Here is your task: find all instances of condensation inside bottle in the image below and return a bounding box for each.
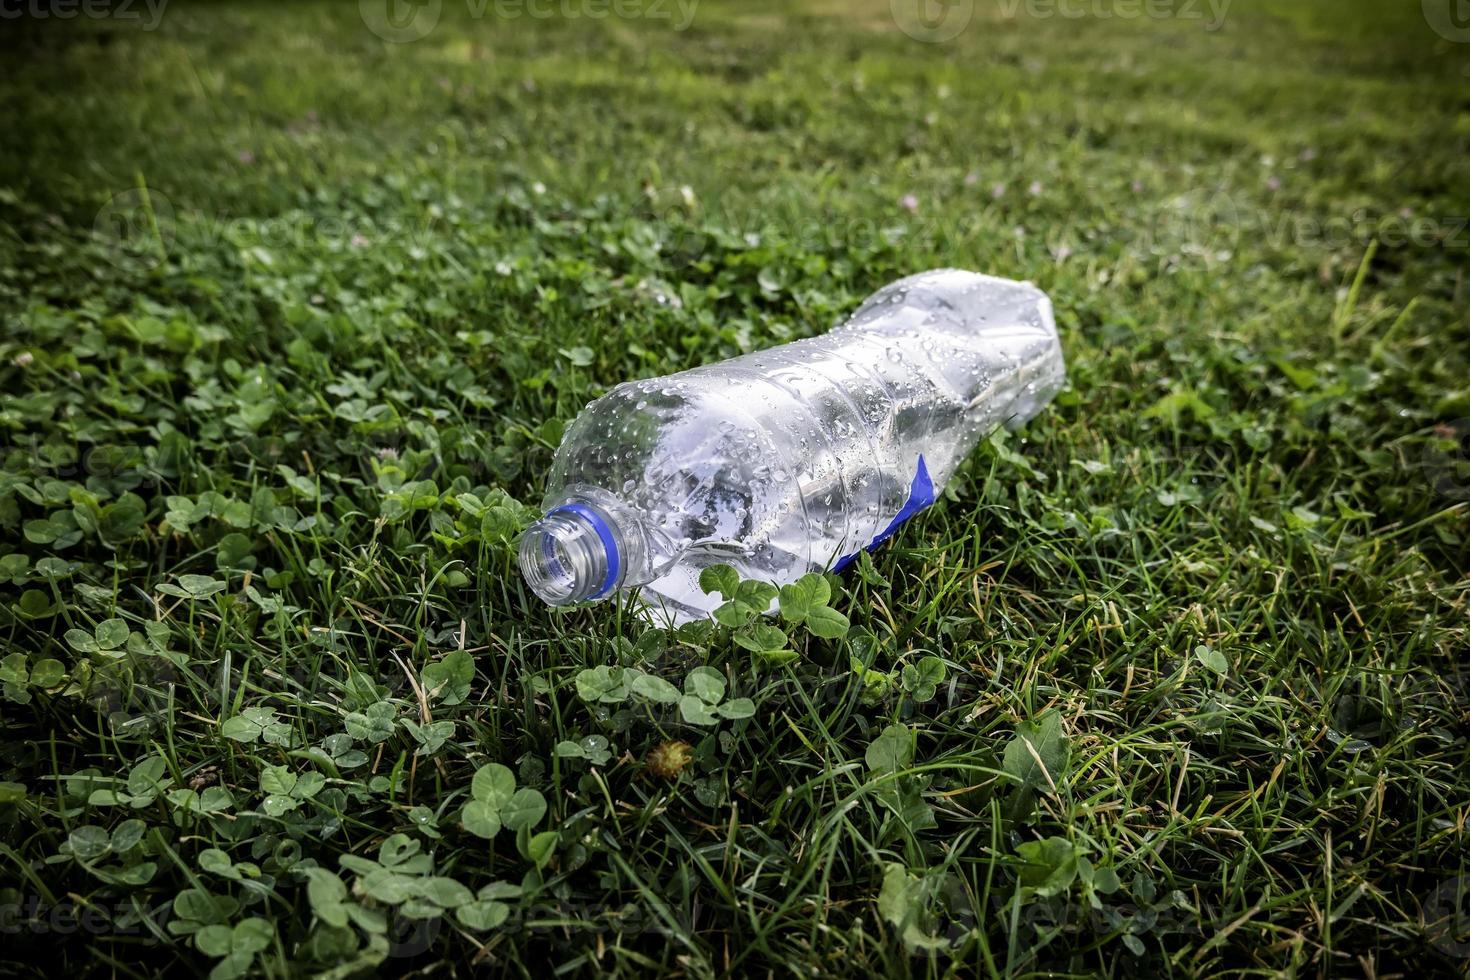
[531,269,1067,623]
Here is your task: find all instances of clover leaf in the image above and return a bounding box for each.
[156,574,227,600]
[700,566,778,627]
[679,694,720,725]
[457,882,521,932]
[900,656,947,703]
[778,573,829,620]
[575,664,634,703]
[717,697,756,719]
[684,666,726,704]
[864,723,914,774]
[64,617,131,658]
[344,701,396,743]
[554,735,613,766]
[258,764,324,816]
[193,917,275,980]
[779,573,850,638]
[421,648,475,705]
[1001,710,1070,794]
[462,763,546,839]
[676,666,754,724]
[0,653,67,703]
[629,672,680,704]
[402,718,456,757]
[302,867,350,928]
[87,756,173,808]
[732,622,793,665]
[698,564,740,600]
[221,705,295,746]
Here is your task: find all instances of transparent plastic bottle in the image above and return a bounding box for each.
[519,269,1066,623]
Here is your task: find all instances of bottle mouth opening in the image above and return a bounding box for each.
[518,503,620,606]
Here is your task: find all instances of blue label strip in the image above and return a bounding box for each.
[834,455,935,571]
[547,502,621,599]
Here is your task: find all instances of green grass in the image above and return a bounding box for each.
[1,0,1469,975]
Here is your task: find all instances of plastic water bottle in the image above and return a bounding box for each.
[519,269,1066,622]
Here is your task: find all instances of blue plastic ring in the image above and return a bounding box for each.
[547,503,620,599]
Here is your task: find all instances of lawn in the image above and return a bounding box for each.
[1,0,1468,975]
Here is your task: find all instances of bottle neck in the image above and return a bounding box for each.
[518,493,653,606]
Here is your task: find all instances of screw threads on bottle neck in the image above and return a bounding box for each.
[518,499,634,606]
